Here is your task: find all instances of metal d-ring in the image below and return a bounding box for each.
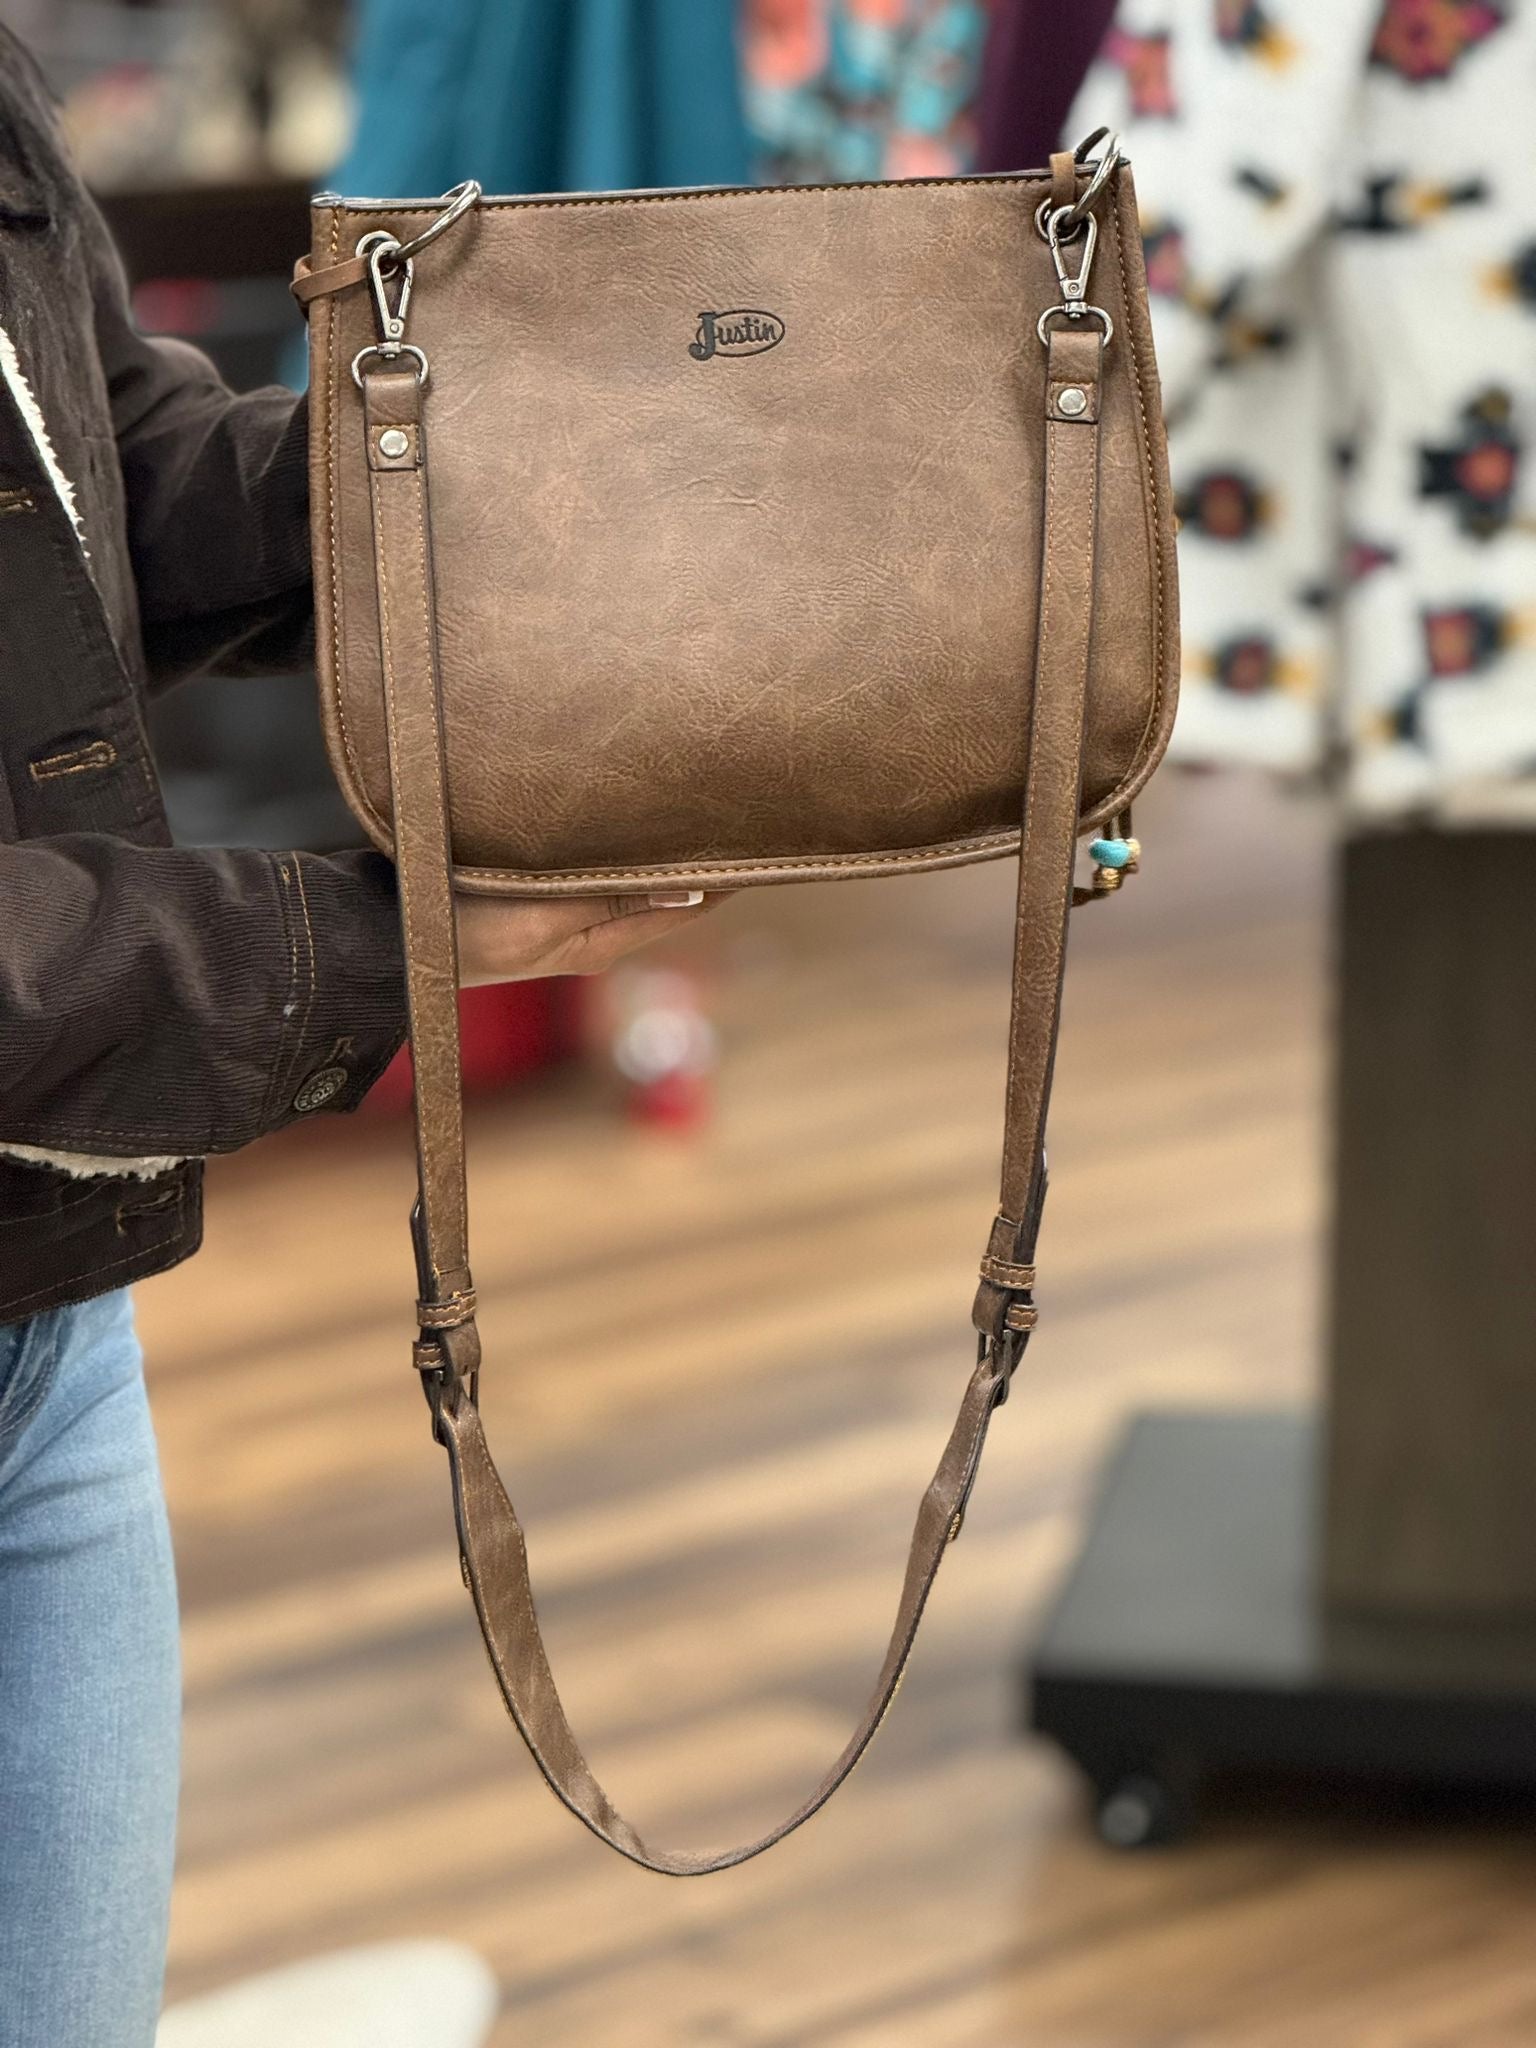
[351,342,430,391]
[1036,131,1125,242]
[1060,132,1123,232]
[1036,303,1115,348]
[391,179,482,264]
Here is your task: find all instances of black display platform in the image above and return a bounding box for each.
[1025,1410,1536,1846]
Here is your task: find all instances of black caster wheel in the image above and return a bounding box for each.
[1094,1771,1192,1849]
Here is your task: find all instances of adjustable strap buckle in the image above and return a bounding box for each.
[415,1321,481,1440]
[410,1198,481,1438]
[978,1325,1028,1409]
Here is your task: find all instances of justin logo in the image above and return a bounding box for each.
[689,309,785,361]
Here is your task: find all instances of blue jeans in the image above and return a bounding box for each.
[0,1289,179,2048]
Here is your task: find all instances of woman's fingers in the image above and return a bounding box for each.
[550,899,712,975]
[454,889,726,986]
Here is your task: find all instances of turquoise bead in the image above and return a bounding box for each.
[1089,837,1132,868]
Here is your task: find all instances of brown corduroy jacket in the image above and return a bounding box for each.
[0,28,408,1322]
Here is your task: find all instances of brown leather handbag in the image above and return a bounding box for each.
[294,131,1178,1874]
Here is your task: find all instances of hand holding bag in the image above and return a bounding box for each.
[294,133,1179,1874]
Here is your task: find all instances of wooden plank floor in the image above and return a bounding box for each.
[137,770,1536,2045]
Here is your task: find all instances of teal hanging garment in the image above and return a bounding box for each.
[338,0,752,198]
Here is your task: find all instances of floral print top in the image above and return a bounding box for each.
[741,0,987,186]
[1072,0,1536,818]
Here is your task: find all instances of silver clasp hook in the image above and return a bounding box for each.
[1035,205,1114,346]
[351,230,430,389]
[1033,129,1122,349]
[360,230,413,350]
[1047,207,1098,310]
[348,183,481,391]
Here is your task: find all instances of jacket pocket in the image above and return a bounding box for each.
[0,1163,198,1325]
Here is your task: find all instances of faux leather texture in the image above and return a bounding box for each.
[309,165,1177,894]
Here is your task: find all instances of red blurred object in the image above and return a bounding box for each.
[131,277,222,337]
[606,965,719,1133]
[627,1066,712,1131]
[364,978,583,1113]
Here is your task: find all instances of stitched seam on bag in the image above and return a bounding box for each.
[447,834,1024,883]
[320,169,1169,864]
[333,171,1054,223]
[1097,187,1166,806]
[1087,183,1168,824]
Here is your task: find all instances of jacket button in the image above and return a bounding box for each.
[292,1064,348,1113]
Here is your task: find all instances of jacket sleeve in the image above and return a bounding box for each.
[0,56,409,1167]
[0,837,406,1161]
[84,183,317,688]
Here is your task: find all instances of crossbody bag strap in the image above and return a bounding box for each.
[971,320,1107,1355]
[359,316,1105,1876]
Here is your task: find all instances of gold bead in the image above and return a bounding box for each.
[1093,864,1124,893]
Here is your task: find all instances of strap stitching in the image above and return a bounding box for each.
[369,401,469,1278]
[404,462,469,1164]
[997,416,1060,1216]
[979,1256,1036,1288]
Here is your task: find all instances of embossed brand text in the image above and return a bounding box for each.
[689,309,785,361]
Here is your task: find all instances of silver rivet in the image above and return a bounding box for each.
[378,427,410,458]
[1057,387,1088,417]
